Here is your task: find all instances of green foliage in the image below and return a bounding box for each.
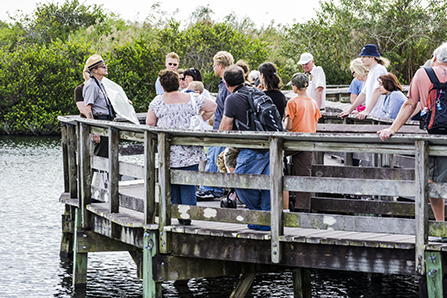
[281,0,447,85]
[2,0,447,134]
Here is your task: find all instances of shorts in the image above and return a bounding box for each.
[429,156,447,182]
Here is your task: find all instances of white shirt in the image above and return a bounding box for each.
[362,63,387,117]
[308,65,326,109]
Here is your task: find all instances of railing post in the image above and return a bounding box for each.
[67,124,78,199]
[109,127,120,213]
[415,140,429,275]
[158,132,171,254]
[61,124,70,193]
[144,131,157,224]
[270,137,283,263]
[79,123,92,228]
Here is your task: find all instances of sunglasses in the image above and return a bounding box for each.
[352,71,355,76]
[180,77,186,81]
[168,63,178,66]
[95,64,107,69]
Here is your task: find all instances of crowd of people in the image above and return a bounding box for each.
[75,41,447,234]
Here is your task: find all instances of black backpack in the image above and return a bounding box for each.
[420,67,447,134]
[234,88,283,132]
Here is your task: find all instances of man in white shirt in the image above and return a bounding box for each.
[298,53,326,109]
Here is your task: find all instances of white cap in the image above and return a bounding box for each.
[297,53,313,65]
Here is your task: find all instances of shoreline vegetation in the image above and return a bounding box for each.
[0,0,446,135]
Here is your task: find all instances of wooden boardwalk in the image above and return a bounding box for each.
[58,109,447,297]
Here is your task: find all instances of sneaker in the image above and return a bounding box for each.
[178,219,192,225]
[196,190,215,200]
[247,224,271,231]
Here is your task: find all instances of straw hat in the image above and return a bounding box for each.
[85,54,106,70]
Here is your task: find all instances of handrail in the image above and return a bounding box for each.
[59,115,447,274]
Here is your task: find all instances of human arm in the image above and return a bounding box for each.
[377,100,417,140]
[145,108,158,126]
[357,88,382,120]
[315,87,324,108]
[84,104,100,143]
[339,92,366,118]
[200,98,217,121]
[219,115,234,131]
[76,102,86,116]
[284,116,293,131]
[350,93,358,104]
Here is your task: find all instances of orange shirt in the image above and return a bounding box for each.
[286,96,321,133]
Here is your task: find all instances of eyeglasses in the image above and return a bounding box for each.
[180,77,186,81]
[352,71,355,76]
[96,64,107,69]
[168,63,178,66]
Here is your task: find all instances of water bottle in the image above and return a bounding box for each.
[421,107,429,116]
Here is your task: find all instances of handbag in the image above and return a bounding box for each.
[188,94,211,130]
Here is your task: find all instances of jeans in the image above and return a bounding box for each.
[198,146,225,196]
[234,149,270,211]
[171,164,199,205]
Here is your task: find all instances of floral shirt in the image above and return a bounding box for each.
[149,92,205,168]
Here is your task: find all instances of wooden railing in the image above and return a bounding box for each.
[58,115,447,275]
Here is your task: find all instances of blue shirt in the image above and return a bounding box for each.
[348,78,363,96]
[381,90,406,119]
[155,77,164,95]
[213,79,231,130]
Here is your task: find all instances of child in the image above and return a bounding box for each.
[284,73,321,210]
[185,81,204,94]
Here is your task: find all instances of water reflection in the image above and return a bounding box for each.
[0,136,419,298]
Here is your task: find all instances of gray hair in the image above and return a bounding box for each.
[433,42,447,64]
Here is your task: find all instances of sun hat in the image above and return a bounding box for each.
[359,44,381,57]
[85,54,106,70]
[287,73,309,89]
[297,53,314,65]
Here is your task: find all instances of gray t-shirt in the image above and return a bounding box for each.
[83,78,110,116]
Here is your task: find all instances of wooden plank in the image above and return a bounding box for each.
[310,197,417,217]
[67,124,78,199]
[144,131,156,225]
[415,140,429,275]
[312,164,415,180]
[293,268,311,298]
[283,140,415,155]
[229,273,256,298]
[270,137,283,263]
[158,133,171,254]
[170,205,270,226]
[75,230,139,253]
[284,212,416,235]
[284,176,415,197]
[79,123,91,228]
[61,124,69,193]
[171,170,270,190]
[425,251,444,297]
[143,231,161,298]
[72,208,88,288]
[92,156,144,179]
[109,127,120,213]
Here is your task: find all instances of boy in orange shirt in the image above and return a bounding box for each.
[284,73,321,210]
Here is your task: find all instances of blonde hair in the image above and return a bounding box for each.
[166,52,179,61]
[374,56,390,68]
[213,51,234,69]
[350,58,369,78]
[188,81,204,94]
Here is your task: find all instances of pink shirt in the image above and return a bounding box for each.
[408,64,447,108]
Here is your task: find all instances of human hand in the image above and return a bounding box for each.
[339,110,352,119]
[356,111,369,120]
[377,128,395,141]
[92,134,101,143]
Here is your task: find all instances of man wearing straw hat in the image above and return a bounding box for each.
[83,54,115,157]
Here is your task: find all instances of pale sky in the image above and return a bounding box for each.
[1,0,321,27]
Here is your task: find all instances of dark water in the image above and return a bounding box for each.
[0,135,420,297]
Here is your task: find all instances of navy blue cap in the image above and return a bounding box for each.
[360,44,381,57]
